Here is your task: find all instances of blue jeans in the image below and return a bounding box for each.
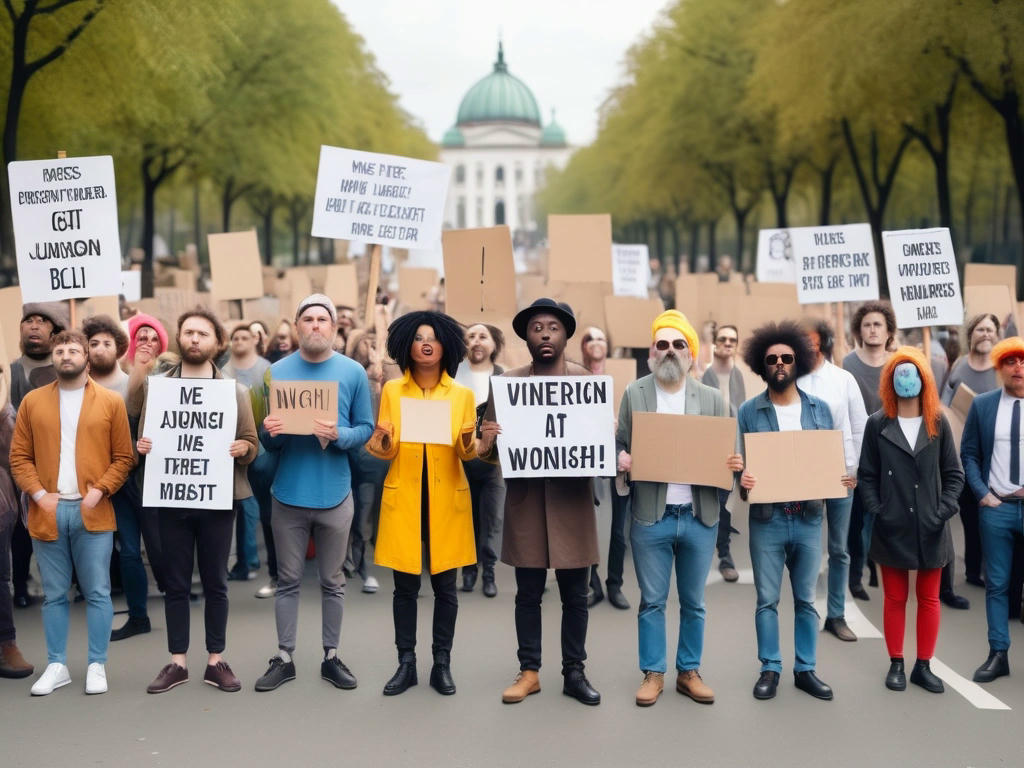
[825,490,853,619]
[978,500,1024,651]
[749,512,822,673]
[112,477,161,619]
[32,500,114,664]
[631,504,717,673]
[234,495,260,571]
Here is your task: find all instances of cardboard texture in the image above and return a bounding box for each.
[398,266,438,311]
[74,295,120,322]
[399,397,452,445]
[0,322,10,393]
[0,286,25,365]
[491,318,532,369]
[674,273,719,324]
[364,245,382,328]
[949,382,976,421]
[604,357,637,415]
[602,296,665,348]
[170,268,196,291]
[442,226,518,321]
[964,263,1017,299]
[262,267,280,297]
[963,284,1014,326]
[547,214,613,284]
[629,412,737,489]
[208,230,263,300]
[242,297,283,332]
[941,404,966,454]
[736,296,803,341]
[516,274,548,309]
[744,430,847,503]
[323,264,359,309]
[268,380,338,435]
[546,281,610,341]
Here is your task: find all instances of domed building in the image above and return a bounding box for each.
[439,42,571,243]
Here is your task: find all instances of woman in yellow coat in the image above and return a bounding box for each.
[367,310,478,697]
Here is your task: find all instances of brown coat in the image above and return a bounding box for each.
[483,361,599,569]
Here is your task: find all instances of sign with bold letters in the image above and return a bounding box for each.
[882,227,963,328]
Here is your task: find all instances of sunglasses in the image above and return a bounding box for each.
[655,339,688,351]
[1001,356,1024,369]
[715,336,737,344]
[765,354,795,366]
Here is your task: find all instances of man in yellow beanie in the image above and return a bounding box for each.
[615,309,743,707]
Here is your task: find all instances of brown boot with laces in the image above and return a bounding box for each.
[677,669,715,703]
[0,641,34,678]
[635,671,664,706]
[501,669,540,703]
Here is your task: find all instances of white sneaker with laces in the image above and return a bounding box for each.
[362,575,379,594]
[255,580,277,599]
[85,662,108,694]
[31,663,71,696]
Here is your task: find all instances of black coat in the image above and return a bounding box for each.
[859,411,964,570]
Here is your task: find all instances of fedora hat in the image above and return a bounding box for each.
[512,297,577,340]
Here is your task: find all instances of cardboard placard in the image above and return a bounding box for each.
[169,268,196,291]
[630,412,737,489]
[744,429,847,503]
[208,230,262,300]
[268,380,338,435]
[323,264,359,309]
[605,357,637,415]
[674,273,719,324]
[547,214,613,284]
[517,274,548,309]
[964,263,1017,299]
[603,296,665,348]
[883,227,963,328]
[950,382,976,421]
[756,228,797,284]
[612,244,651,298]
[963,284,1013,326]
[0,286,25,366]
[442,225,518,321]
[398,266,438,311]
[399,398,453,445]
[792,223,878,304]
[120,269,141,301]
[547,281,610,341]
[0,321,10,394]
[74,295,120,322]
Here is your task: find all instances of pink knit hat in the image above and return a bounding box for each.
[127,313,168,361]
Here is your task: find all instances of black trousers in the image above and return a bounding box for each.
[392,568,458,657]
[11,516,31,598]
[515,566,589,673]
[959,486,983,579]
[158,507,234,655]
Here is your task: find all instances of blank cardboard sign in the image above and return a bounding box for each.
[442,225,518,322]
[398,266,438,311]
[0,286,25,365]
[400,398,452,445]
[630,412,737,489]
[963,284,1014,325]
[603,296,665,348]
[744,430,847,503]
[964,263,1017,299]
[209,230,263,301]
[268,380,338,435]
[674,273,719,324]
[323,264,359,309]
[547,214,613,284]
[605,357,637,416]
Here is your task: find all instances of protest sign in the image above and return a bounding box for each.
[398,266,438,311]
[944,383,977,454]
[442,225,518,320]
[756,228,797,284]
[791,223,878,304]
[74,295,119,323]
[8,154,122,302]
[603,296,665,348]
[674,273,719,324]
[744,430,847,503]
[516,274,548,309]
[630,412,737,489]
[963,284,1013,325]
[547,281,609,336]
[208,230,262,301]
[964,263,1017,299]
[311,145,449,250]
[612,244,651,298]
[120,269,141,302]
[0,324,9,393]
[399,398,453,445]
[604,357,637,416]
[323,264,359,309]
[141,377,238,510]
[882,228,963,328]
[0,285,24,364]
[490,375,615,478]
[547,214,613,284]
[268,380,338,435]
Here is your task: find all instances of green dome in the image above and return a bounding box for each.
[540,111,567,146]
[456,43,541,127]
[441,125,465,147]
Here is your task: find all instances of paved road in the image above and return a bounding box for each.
[3,497,1020,768]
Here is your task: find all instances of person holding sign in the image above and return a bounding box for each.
[960,337,1024,684]
[738,322,854,702]
[615,310,744,707]
[137,309,259,694]
[478,298,603,707]
[366,311,477,696]
[858,347,964,693]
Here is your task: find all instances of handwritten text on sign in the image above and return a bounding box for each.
[490,375,616,478]
[882,227,963,328]
[311,145,449,250]
[791,223,878,304]
[142,378,238,510]
[268,380,338,435]
[7,155,122,302]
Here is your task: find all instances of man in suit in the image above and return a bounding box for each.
[616,310,743,707]
[961,336,1024,683]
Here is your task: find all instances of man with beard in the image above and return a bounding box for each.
[10,330,134,695]
[83,315,129,396]
[479,299,602,706]
[738,321,854,702]
[454,323,505,596]
[137,309,259,694]
[616,310,744,706]
[254,295,374,692]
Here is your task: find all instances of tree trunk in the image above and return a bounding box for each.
[707,220,717,267]
[141,171,157,298]
[818,159,836,226]
[668,220,680,273]
[688,221,700,275]
[654,218,666,266]
[192,176,202,265]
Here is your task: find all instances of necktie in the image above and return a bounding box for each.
[1011,399,1020,487]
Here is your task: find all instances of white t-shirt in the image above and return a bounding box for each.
[57,386,85,499]
[773,401,803,432]
[655,381,693,506]
[898,415,923,450]
[990,390,1024,495]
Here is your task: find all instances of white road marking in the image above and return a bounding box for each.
[928,658,1011,711]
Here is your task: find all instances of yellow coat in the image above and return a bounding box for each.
[367,370,478,574]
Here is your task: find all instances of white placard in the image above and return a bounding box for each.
[490,375,615,478]
[882,227,963,328]
[311,145,450,250]
[612,244,651,297]
[120,269,141,302]
[141,377,238,510]
[756,228,797,283]
[8,155,122,302]
[791,223,879,304]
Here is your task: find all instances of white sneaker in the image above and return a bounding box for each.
[30,663,71,696]
[255,580,277,599]
[362,575,379,594]
[85,662,108,694]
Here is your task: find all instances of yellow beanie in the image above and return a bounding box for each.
[651,309,699,360]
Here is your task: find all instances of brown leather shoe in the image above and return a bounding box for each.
[147,663,189,694]
[635,671,664,706]
[204,661,241,692]
[823,616,857,642]
[501,670,540,703]
[677,669,715,703]
[0,641,34,679]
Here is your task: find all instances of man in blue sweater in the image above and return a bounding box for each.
[254,295,374,692]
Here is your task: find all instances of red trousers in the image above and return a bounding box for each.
[880,565,942,660]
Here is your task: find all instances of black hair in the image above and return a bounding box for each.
[386,310,467,377]
[82,314,129,358]
[742,320,816,380]
[803,318,835,359]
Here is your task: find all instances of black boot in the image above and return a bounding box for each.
[481,566,497,598]
[562,663,601,705]
[110,615,151,642]
[383,652,417,696]
[429,650,456,695]
[587,567,604,607]
[461,568,477,593]
[607,584,630,610]
[885,658,906,691]
[867,559,878,588]
[910,659,944,693]
[972,649,1009,683]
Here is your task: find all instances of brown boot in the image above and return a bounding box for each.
[676,669,714,703]
[635,671,664,707]
[501,670,540,703]
[0,641,34,679]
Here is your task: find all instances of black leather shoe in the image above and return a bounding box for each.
[254,656,296,692]
[794,670,833,700]
[461,569,477,593]
[910,659,944,693]
[321,656,357,689]
[587,585,604,608]
[752,670,779,700]
[562,666,600,705]
[972,649,1009,683]
[482,575,497,598]
[823,616,857,642]
[940,591,970,610]
[429,652,456,695]
[885,658,906,691]
[850,583,870,601]
[110,616,151,642]
[13,594,32,609]
[867,560,878,587]
[965,574,986,588]
[383,654,417,695]
[607,587,630,610]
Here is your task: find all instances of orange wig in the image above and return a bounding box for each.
[879,346,942,439]
[990,336,1024,368]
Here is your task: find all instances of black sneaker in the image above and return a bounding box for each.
[321,657,357,690]
[254,656,296,692]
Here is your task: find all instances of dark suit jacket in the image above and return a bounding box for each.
[960,388,1002,501]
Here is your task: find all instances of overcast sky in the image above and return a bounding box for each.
[338,0,670,147]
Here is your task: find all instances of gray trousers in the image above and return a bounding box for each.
[271,494,353,653]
